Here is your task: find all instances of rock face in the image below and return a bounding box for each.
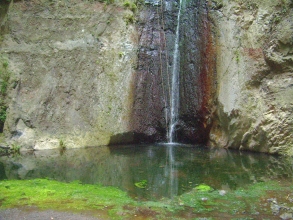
[177,0,216,143]
[0,0,138,149]
[208,0,293,155]
[131,1,168,143]
[1,0,217,149]
[131,0,216,143]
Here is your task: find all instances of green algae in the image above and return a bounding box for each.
[177,180,292,215]
[195,184,213,192]
[0,179,134,211]
[134,179,147,188]
[0,179,292,219]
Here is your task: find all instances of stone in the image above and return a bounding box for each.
[280,213,293,220]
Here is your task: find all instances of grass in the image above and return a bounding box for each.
[0,179,292,219]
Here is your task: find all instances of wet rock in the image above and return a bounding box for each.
[201,197,208,202]
[280,213,293,220]
[128,2,171,143]
[219,190,226,196]
[131,0,216,143]
[267,197,293,217]
[271,203,281,215]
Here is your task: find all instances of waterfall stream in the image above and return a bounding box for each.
[168,0,183,143]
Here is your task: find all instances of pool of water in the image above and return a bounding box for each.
[0,144,292,200]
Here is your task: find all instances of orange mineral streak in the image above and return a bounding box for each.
[198,13,217,137]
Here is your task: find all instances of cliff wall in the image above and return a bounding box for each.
[0,0,138,149]
[209,0,293,155]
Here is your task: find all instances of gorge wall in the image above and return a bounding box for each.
[0,0,138,149]
[0,0,292,155]
[208,0,293,155]
[0,0,216,149]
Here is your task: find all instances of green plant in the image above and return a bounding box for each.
[123,1,137,12]
[2,61,8,69]
[272,13,281,23]
[101,0,114,5]
[1,80,8,94]
[0,104,6,123]
[59,139,66,155]
[10,144,20,155]
[118,51,125,58]
[0,147,6,156]
[0,58,11,133]
[123,1,131,7]
[130,3,137,12]
[0,61,11,96]
[134,180,147,188]
[59,139,66,150]
[106,17,113,24]
[234,50,240,63]
[124,14,135,25]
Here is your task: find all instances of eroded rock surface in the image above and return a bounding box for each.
[208,0,293,155]
[1,0,138,149]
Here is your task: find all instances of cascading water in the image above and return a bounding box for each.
[168,0,183,143]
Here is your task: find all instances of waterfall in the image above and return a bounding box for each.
[168,0,183,143]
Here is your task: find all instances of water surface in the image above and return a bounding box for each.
[0,144,292,200]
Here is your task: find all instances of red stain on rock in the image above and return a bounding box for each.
[197,12,217,143]
[176,2,217,144]
[243,48,264,60]
[130,1,217,144]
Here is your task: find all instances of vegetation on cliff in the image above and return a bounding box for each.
[0,58,10,133]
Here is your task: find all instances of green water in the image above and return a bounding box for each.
[0,144,292,201]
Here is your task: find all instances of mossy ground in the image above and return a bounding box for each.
[0,178,292,219]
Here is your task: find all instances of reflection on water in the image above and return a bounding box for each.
[0,144,292,200]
